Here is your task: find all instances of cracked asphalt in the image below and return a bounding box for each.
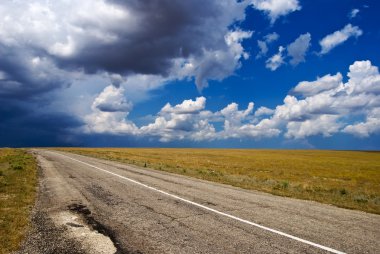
[23,149,380,253]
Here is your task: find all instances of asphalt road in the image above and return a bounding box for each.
[20,150,380,254]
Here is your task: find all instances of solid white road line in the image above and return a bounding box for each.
[48,151,346,254]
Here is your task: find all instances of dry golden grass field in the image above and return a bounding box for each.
[0,149,37,254]
[56,148,380,214]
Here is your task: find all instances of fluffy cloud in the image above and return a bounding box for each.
[261,32,311,69]
[85,94,281,142]
[264,32,280,43]
[257,41,269,59]
[140,97,216,142]
[161,97,206,115]
[193,30,252,90]
[292,73,343,97]
[219,102,254,128]
[346,60,380,95]
[92,85,132,112]
[343,108,380,137]
[349,9,360,19]
[263,60,380,139]
[287,33,311,66]
[84,85,138,135]
[251,0,301,24]
[256,32,279,58]
[266,46,285,71]
[254,106,275,117]
[185,29,253,91]
[285,115,341,139]
[319,24,363,55]
[217,102,281,139]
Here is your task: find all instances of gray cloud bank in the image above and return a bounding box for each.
[0,0,304,98]
[0,0,252,96]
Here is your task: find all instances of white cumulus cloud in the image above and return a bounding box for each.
[348,8,360,19]
[287,33,311,66]
[293,73,343,97]
[261,60,380,139]
[161,97,206,115]
[343,108,380,137]
[254,106,275,117]
[92,85,132,113]
[84,85,138,135]
[251,0,301,24]
[180,29,253,91]
[140,97,216,142]
[256,32,279,58]
[266,46,285,71]
[319,24,363,55]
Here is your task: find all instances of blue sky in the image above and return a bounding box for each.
[0,0,379,149]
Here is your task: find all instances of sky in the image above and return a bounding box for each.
[1,0,380,149]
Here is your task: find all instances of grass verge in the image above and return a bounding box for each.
[0,149,37,254]
[55,148,380,214]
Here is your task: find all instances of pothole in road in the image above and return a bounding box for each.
[51,203,126,254]
[68,203,91,215]
[53,210,117,254]
[68,203,132,254]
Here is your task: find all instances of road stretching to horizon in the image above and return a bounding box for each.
[19,150,380,254]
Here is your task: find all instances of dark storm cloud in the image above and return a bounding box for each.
[0,101,83,147]
[0,45,69,99]
[54,0,247,75]
[0,0,247,99]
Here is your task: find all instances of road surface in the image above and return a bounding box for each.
[19,150,380,253]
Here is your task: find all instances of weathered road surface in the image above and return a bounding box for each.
[20,150,380,254]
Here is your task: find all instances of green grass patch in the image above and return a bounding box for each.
[0,149,37,254]
[54,148,380,214]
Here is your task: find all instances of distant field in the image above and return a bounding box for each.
[0,149,37,254]
[55,148,380,214]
